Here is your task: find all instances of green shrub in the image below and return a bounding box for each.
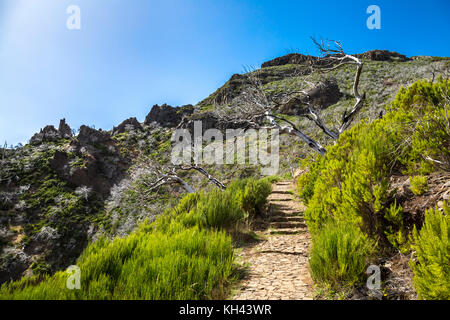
[0,177,274,299]
[303,78,449,238]
[410,175,429,195]
[301,79,449,292]
[384,200,408,252]
[410,202,450,300]
[237,178,272,217]
[195,189,244,230]
[0,223,234,300]
[309,222,375,289]
[297,160,320,205]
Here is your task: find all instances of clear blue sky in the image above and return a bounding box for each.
[1,0,449,145]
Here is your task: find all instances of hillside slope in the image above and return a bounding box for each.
[0,50,449,287]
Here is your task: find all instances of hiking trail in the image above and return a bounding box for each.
[232,181,314,300]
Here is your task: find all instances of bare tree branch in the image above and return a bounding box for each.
[176,165,227,190]
[214,38,365,156]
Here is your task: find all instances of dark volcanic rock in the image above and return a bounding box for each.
[30,125,59,144]
[277,78,342,115]
[355,50,409,62]
[30,119,73,144]
[212,74,252,105]
[77,125,111,145]
[261,50,408,69]
[112,117,143,136]
[144,104,194,127]
[303,78,342,108]
[180,111,261,135]
[261,53,319,68]
[58,118,73,139]
[50,151,69,173]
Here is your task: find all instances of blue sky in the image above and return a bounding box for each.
[1,0,449,145]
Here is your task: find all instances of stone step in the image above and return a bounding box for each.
[269,228,306,235]
[270,215,303,222]
[268,198,294,202]
[270,190,294,195]
[270,210,304,216]
[270,221,307,229]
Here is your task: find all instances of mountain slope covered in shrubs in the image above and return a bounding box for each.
[297,78,449,298]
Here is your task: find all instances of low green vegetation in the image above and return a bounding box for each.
[409,175,429,196]
[410,202,449,300]
[298,78,450,296]
[0,177,273,299]
[309,222,375,289]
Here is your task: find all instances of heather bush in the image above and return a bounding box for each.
[309,222,375,289]
[0,177,273,299]
[410,202,450,300]
[299,79,450,292]
[409,175,429,195]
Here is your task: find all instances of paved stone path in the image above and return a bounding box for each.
[232,181,314,300]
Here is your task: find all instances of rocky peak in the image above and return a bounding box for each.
[261,53,320,68]
[58,118,73,139]
[261,50,409,69]
[30,119,72,144]
[354,50,409,62]
[112,117,143,136]
[144,104,194,127]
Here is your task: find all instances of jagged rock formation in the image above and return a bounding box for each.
[30,119,73,144]
[144,104,194,127]
[29,125,59,144]
[58,119,73,139]
[112,117,143,136]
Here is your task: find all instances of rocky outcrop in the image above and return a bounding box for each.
[261,50,409,69]
[30,119,73,144]
[49,126,128,194]
[112,117,143,136]
[261,53,322,68]
[277,78,342,115]
[209,74,252,106]
[29,125,59,144]
[58,119,73,139]
[180,111,261,135]
[77,125,111,145]
[144,104,194,127]
[355,50,409,62]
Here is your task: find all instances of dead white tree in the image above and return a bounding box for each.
[215,39,365,156]
[142,163,226,194]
